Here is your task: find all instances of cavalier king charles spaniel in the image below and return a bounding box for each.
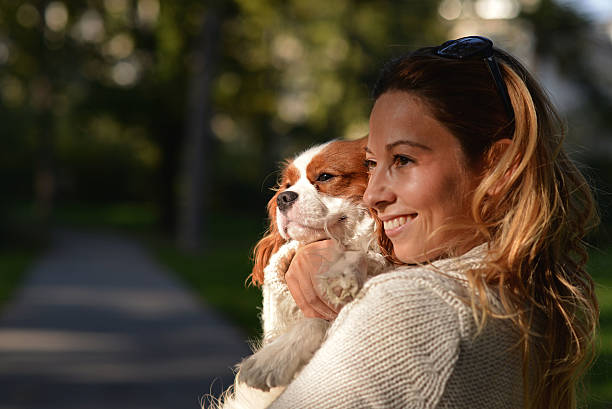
[214,138,386,409]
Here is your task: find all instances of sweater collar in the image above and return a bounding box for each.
[423,242,489,281]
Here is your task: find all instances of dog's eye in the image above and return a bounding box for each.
[316,173,335,182]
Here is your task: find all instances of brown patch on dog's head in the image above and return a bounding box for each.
[306,137,368,202]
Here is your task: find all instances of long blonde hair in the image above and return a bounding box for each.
[372,46,599,409]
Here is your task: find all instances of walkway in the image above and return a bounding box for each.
[0,229,252,409]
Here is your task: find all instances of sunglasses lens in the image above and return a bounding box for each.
[437,36,492,59]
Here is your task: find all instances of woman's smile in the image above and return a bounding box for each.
[381,214,417,237]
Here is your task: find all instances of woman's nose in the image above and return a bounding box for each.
[363,169,395,210]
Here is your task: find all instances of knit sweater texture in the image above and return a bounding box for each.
[267,245,524,408]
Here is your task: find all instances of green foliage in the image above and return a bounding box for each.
[2,0,609,239]
[0,0,452,214]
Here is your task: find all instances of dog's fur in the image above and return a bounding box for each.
[213,138,387,409]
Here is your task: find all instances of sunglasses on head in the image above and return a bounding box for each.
[434,36,514,121]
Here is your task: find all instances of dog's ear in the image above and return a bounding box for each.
[249,190,285,286]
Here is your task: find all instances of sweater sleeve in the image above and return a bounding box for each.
[267,275,461,409]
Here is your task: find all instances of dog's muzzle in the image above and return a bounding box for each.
[277,191,298,212]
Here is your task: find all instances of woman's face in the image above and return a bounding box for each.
[364,91,480,263]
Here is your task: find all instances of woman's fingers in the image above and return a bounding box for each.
[285,240,340,320]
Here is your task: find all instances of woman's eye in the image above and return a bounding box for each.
[316,173,335,182]
[393,154,414,167]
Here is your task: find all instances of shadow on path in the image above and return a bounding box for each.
[0,229,251,409]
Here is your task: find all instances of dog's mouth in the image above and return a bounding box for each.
[283,219,327,241]
[281,214,347,243]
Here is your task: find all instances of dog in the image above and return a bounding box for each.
[213,138,387,409]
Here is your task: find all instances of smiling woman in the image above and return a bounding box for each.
[267,36,599,409]
[364,92,480,263]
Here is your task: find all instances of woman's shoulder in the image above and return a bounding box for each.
[364,244,489,304]
[332,264,468,338]
[344,244,491,334]
[358,265,472,320]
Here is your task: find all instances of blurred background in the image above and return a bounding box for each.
[0,0,611,407]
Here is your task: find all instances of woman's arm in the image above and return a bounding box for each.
[268,273,462,408]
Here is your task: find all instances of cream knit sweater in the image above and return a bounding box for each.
[267,245,524,408]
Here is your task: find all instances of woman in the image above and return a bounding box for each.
[274,36,599,409]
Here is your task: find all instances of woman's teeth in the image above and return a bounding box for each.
[383,216,409,230]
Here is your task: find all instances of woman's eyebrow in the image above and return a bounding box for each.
[386,139,432,151]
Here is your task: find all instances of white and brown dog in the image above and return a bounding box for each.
[214,138,387,409]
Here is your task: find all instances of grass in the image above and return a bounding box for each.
[0,203,45,310]
[0,250,37,308]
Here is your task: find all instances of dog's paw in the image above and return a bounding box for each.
[238,318,329,391]
[318,251,367,307]
[318,269,361,306]
[238,342,301,391]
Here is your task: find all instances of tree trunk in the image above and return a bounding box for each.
[177,7,221,251]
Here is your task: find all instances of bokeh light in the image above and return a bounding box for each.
[16,3,40,28]
[45,2,69,32]
[73,9,105,43]
[474,0,520,19]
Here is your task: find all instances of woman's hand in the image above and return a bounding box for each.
[285,239,341,320]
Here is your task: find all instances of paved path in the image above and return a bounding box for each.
[0,229,252,409]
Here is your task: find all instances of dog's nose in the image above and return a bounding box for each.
[277,191,298,212]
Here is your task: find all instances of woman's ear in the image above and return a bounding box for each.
[486,138,518,197]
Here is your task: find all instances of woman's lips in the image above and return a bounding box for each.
[382,214,417,237]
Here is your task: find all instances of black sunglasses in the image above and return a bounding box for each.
[434,36,514,121]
